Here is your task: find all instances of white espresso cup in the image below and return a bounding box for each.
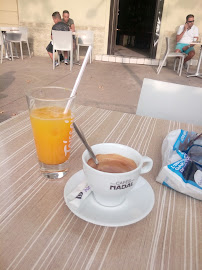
[82,143,153,207]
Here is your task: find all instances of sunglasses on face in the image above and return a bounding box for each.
[187,20,194,23]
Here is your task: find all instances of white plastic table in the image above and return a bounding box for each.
[187,42,202,78]
[1,27,11,60]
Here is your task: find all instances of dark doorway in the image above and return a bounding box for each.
[108,0,164,58]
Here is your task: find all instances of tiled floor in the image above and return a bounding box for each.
[0,55,202,123]
[95,54,160,66]
[95,45,198,67]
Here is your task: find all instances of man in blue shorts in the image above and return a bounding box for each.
[175,14,199,68]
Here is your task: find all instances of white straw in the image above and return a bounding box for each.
[64,45,92,114]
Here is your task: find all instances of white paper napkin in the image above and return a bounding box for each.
[66,181,92,209]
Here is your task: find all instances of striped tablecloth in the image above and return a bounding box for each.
[0,105,201,270]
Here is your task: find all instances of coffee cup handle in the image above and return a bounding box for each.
[140,156,153,174]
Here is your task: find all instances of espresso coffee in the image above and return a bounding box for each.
[87,153,137,173]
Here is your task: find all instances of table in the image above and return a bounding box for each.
[187,42,202,78]
[0,27,20,60]
[0,105,201,270]
[1,29,11,60]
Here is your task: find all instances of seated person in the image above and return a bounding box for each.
[46,11,69,66]
[62,10,76,51]
[175,14,199,68]
[62,10,75,32]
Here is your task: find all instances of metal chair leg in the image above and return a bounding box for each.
[58,51,60,65]
[53,49,55,70]
[177,58,181,74]
[187,60,191,72]
[157,56,167,74]
[70,50,73,71]
[0,45,3,63]
[9,43,13,61]
[174,57,180,71]
[89,46,92,64]
[77,45,80,62]
[19,42,23,60]
[179,57,184,76]
[27,42,31,58]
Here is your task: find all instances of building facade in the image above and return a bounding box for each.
[1,0,201,60]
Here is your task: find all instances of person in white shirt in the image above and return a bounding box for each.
[175,14,199,67]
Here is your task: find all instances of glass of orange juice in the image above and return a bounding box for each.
[26,87,76,179]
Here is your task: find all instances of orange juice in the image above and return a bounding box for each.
[30,106,73,165]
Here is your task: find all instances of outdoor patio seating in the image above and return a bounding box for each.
[5,32,23,60]
[52,30,73,70]
[76,30,94,63]
[157,37,185,76]
[1,27,31,60]
[136,78,202,125]
[0,27,14,61]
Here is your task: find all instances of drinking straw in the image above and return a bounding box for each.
[64,45,92,114]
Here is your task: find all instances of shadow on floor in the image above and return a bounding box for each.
[0,71,15,99]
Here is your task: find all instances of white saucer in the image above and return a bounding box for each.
[64,170,155,227]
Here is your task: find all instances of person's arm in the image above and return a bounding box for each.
[176,24,188,42]
[70,23,75,32]
[51,25,54,40]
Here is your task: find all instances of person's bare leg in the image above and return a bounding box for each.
[184,50,195,63]
[48,52,53,60]
[64,51,68,59]
[63,51,69,65]
[175,48,195,64]
[175,49,182,59]
[73,40,76,51]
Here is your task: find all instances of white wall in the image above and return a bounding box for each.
[0,0,18,26]
[17,0,111,56]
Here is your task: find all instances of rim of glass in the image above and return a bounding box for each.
[26,86,76,101]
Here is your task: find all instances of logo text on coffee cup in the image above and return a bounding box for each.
[110,179,134,190]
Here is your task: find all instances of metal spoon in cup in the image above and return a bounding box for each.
[73,122,99,165]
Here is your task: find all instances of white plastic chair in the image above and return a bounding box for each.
[76,30,94,63]
[52,30,73,71]
[19,27,31,58]
[157,37,185,76]
[174,57,190,73]
[7,28,21,59]
[136,78,202,126]
[5,32,22,60]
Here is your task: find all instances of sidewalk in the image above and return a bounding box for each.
[0,56,202,122]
